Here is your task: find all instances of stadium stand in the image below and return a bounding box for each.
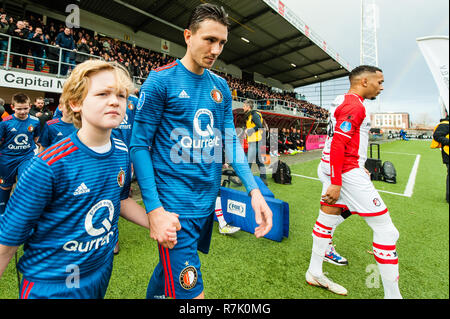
[0,8,329,121]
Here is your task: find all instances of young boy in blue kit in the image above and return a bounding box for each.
[0,60,148,299]
[0,93,41,216]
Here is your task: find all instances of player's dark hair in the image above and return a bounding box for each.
[349,65,382,81]
[187,3,230,33]
[11,93,30,105]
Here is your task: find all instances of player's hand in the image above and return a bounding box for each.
[147,207,181,249]
[364,168,371,177]
[250,189,273,238]
[322,184,341,205]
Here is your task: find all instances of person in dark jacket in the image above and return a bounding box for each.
[7,20,29,69]
[243,99,267,185]
[433,114,449,203]
[29,97,52,130]
[28,27,48,71]
[55,27,76,75]
[46,38,59,74]
[0,14,10,67]
[75,37,90,64]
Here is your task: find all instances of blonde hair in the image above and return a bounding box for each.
[61,59,134,128]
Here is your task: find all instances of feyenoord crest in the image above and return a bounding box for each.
[128,103,134,110]
[179,265,198,290]
[210,89,223,103]
[0,177,4,185]
[27,125,34,132]
[117,169,125,187]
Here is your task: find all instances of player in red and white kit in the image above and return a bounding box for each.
[305,65,402,299]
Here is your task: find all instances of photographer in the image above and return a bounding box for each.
[7,19,29,69]
[29,97,52,130]
[28,26,48,71]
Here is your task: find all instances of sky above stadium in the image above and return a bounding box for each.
[282,0,449,124]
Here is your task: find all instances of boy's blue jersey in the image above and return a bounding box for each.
[111,95,138,147]
[0,132,131,282]
[40,118,76,148]
[0,114,41,157]
[130,59,257,218]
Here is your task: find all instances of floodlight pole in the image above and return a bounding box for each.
[360,0,381,112]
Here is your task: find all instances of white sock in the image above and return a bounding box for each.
[308,210,339,277]
[365,213,402,299]
[215,197,227,228]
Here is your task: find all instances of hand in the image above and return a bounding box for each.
[364,168,371,177]
[147,207,181,249]
[321,184,341,205]
[249,189,273,238]
[35,112,42,117]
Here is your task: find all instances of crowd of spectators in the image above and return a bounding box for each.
[222,72,329,120]
[0,8,329,120]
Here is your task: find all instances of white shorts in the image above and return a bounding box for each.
[318,163,388,217]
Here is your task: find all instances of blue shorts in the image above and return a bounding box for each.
[146,213,214,299]
[0,154,33,188]
[19,262,113,299]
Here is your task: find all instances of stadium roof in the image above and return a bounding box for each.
[34,0,351,88]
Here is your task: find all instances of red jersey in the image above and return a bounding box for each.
[320,93,371,185]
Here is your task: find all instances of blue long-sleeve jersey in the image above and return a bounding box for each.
[130,59,258,218]
[0,132,131,282]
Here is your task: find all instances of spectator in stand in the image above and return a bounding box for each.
[55,27,76,75]
[76,36,91,64]
[28,26,48,71]
[0,14,10,67]
[7,19,29,69]
[46,38,59,74]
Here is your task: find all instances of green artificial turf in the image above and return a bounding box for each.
[0,140,448,299]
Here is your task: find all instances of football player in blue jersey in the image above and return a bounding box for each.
[38,103,76,152]
[130,3,273,300]
[0,93,41,216]
[0,60,149,299]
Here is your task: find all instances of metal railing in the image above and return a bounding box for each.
[231,95,328,120]
[0,33,102,77]
[0,33,328,121]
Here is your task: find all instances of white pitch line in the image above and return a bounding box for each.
[384,151,418,156]
[377,189,409,197]
[291,174,410,198]
[403,154,421,197]
[291,173,320,181]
